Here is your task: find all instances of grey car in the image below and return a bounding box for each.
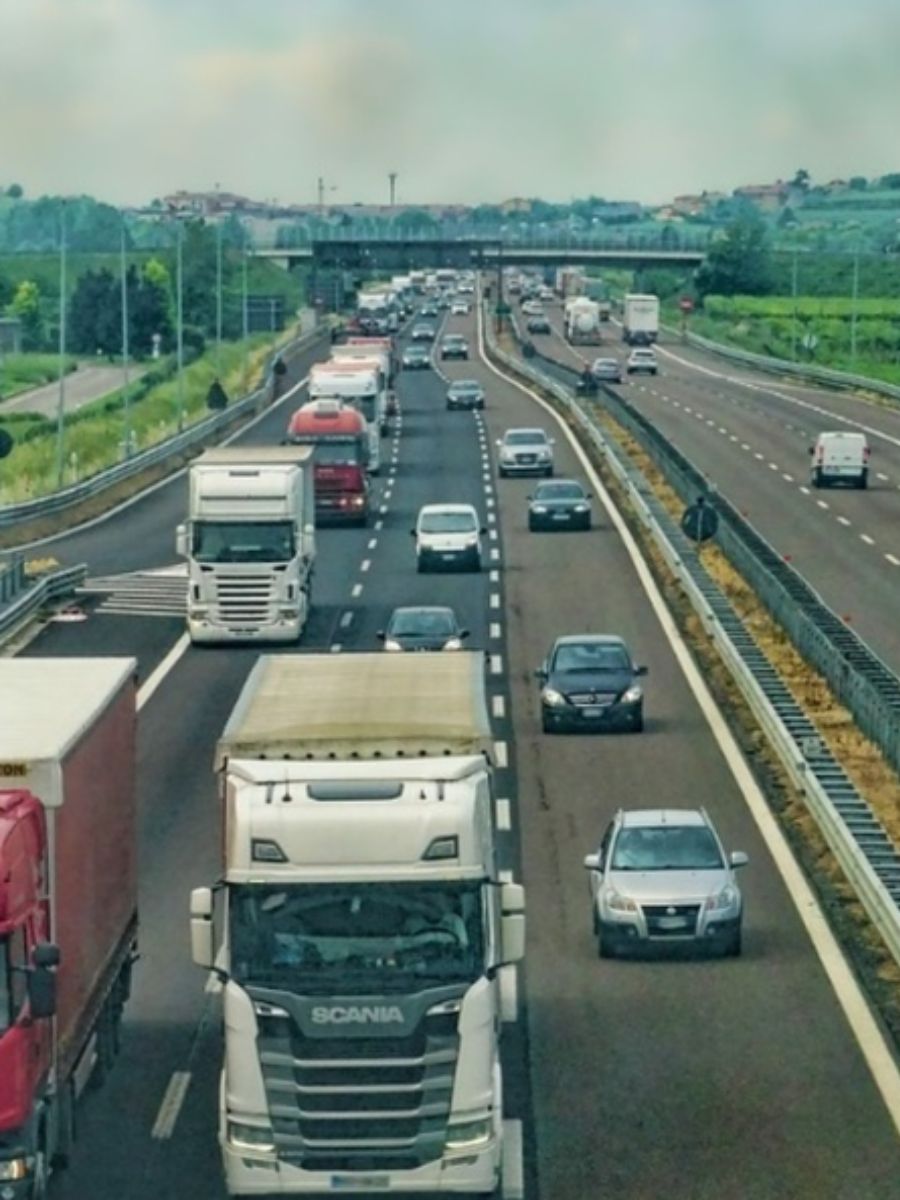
[590,357,623,384]
[447,379,485,411]
[402,345,431,370]
[411,323,436,342]
[528,479,592,531]
[497,427,555,477]
[441,334,469,360]
[584,808,748,958]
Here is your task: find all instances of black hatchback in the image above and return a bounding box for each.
[536,634,647,733]
[528,479,592,531]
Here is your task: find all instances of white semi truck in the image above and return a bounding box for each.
[622,293,660,345]
[310,360,383,472]
[190,652,525,1198]
[176,447,316,644]
[330,341,393,433]
[563,296,601,344]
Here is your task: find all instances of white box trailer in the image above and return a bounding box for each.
[190,652,525,1198]
[622,293,659,344]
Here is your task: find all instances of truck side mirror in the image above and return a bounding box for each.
[176,523,189,558]
[190,887,214,970]
[500,881,525,965]
[27,964,58,1020]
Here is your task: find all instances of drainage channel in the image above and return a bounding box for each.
[594,416,900,910]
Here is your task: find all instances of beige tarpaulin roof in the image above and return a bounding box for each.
[216,652,493,767]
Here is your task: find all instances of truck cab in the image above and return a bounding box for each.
[190,652,525,1198]
[176,447,316,645]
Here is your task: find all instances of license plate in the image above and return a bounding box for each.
[331,1175,389,1190]
[657,916,687,930]
[552,512,569,521]
[581,706,603,718]
[441,553,457,562]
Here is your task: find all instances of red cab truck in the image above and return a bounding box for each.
[286,398,370,525]
[0,657,138,1198]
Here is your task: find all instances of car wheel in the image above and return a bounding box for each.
[858,470,868,490]
[541,711,555,734]
[591,908,599,936]
[470,554,482,573]
[723,926,742,958]
[631,707,644,733]
[498,468,507,478]
[528,518,538,532]
[812,468,823,488]
[544,466,554,478]
[416,559,425,574]
[598,929,617,960]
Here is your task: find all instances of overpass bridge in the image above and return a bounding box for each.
[253,236,707,273]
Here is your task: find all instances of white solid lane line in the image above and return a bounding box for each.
[151,1071,192,1140]
[477,302,900,1137]
[137,633,191,712]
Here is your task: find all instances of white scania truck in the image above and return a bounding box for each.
[176,447,316,644]
[190,652,525,1198]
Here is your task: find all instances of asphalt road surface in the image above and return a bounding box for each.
[22,303,900,1199]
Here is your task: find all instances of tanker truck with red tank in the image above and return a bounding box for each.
[0,657,138,1198]
[286,399,370,526]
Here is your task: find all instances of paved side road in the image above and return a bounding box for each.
[1,363,146,417]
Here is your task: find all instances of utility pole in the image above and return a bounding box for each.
[54,201,68,488]
[790,244,799,360]
[215,218,223,376]
[176,219,185,430]
[241,224,250,385]
[120,214,132,455]
[389,172,398,208]
[850,245,860,364]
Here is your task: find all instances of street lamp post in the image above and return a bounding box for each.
[850,246,860,364]
[120,214,132,455]
[215,219,223,376]
[176,220,185,430]
[790,244,799,361]
[54,201,68,488]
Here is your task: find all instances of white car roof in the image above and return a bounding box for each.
[619,808,707,828]
[418,503,478,516]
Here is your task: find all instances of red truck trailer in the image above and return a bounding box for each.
[0,657,138,1198]
[286,399,370,525]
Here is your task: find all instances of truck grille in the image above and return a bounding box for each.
[256,1003,460,1168]
[213,572,275,625]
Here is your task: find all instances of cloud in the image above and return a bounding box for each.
[0,0,898,204]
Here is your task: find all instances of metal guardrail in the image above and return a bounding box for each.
[0,325,330,532]
[676,326,900,403]
[0,562,88,645]
[0,553,25,603]
[483,310,900,967]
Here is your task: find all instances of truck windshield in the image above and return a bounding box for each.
[347,394,377,424]
[192,521,295,564]
[230,881,485,994]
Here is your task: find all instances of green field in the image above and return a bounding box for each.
[0,352,77,399]
[0,328,295,503]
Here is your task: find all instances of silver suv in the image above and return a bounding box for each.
[497,428,555,477]
[584,808,748,958]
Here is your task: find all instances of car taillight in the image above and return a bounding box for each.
[864,446,871,462]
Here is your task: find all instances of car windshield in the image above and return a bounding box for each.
[451,381,480,394]
[593,360,616,370]
[610,825,724,871]
[406,348,426,358]
[192,520,295,564]
[230,881,485,993]
[444,337,465,346]
[505,431,546,446]
[419,511,477,533]
[389,610,457,637]
[536,483,583,501]
[553,642,630,672]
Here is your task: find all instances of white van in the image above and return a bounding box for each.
[809,431,870,489]
[412,503,484,572]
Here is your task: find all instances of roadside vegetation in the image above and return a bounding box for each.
[0,352,77,400]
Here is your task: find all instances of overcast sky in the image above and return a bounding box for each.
[0,0,896,207]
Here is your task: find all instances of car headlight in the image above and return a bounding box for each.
[227,1122,275,1153]
[464,533,479,545]
[706,884,739,911]
[443,637,463,650]
[0,1158,29,1182]
[541,687,566,707]
[383,638,403,652]
[446,1115,492,1150]
[531,505,547,514]
[622,685,643,703]
[605,888,637,913]
[573,503,589,513]
[537,448,550,458]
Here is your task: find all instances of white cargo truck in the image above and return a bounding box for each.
[176,447,316,644]
[622,293,659,345]
[330,341,393,433]
[190,652,525,1198]
[564,297,601,344]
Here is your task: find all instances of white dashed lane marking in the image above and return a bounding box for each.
[351,583,363,598]
[837,516,851,527]
[860,534,875,546]
[490,622,502,639]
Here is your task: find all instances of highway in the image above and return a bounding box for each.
[19,304,900,1198]
[529,301,900,675]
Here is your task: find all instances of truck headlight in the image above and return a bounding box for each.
[0,1158,29,1181]
[443,637,463,650]
[541,687,566,707]
[446,1115,492,1150]
[622,685,643,703]
[383,638,403,652]
[188,607,208,619]
[279,608,299,619]
[227,1122,275,1153]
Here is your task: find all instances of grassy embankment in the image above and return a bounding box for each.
[0,327,296,504]
[0,353,77,400]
